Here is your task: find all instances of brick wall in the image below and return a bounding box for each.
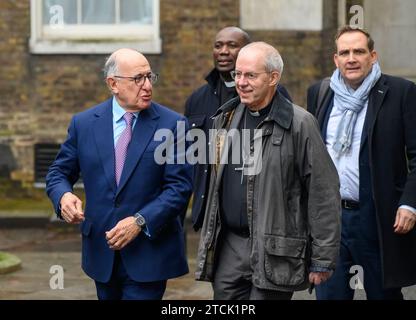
[0,0,339,185]
[0,1,32,184]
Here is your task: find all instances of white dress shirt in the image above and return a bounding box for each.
[326,99,367,201]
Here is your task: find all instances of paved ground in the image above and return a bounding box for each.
[0,222,212,300]
[0,220,415,300]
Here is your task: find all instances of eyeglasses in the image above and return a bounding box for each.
[230,70,270,81]
[114,72,158,86]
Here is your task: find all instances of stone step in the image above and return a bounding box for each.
[0,252,22,274]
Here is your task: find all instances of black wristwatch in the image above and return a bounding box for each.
[134,212,146,228]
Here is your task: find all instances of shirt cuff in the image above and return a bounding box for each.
[142,226,151,238]
[134,212,151,237]
[310,265,332,273]
[399,205,416,215]
[56,204,63,220]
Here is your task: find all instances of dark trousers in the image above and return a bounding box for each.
[316,208,403,300]
[213,231,293,300]
[94,251,166,300]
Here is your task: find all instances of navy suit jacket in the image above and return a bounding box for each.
[46,98,192,283]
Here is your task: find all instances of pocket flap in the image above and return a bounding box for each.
[271,126,285,145]
[80,220,92,237]
[188,115,206,128]
[264,235,307,258]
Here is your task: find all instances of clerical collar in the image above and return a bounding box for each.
[223,80,236,88]
[247,101,272,117]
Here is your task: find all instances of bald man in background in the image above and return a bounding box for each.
[46,48,192,300]
[185,27,292,231]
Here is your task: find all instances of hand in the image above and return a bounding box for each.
[394,208,416,234]
[106,216,140,250]
[60,192,84,224]
[309,271,332,285]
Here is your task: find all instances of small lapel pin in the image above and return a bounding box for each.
[378,90,384,94]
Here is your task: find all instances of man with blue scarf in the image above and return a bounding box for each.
[307,26,416,299]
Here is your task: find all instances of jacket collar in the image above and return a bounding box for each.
[213,91,294,130]
[266,92,293,130]
[212,95,240,118]
[369,74,389,109]
[205,68,222,90]
[365,74,388,146]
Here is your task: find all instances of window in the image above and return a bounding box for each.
[34,143,83,188]
[30,0,161,54]
[34,143,60,187]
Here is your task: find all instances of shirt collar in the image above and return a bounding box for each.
[112,97,140,123]
[223,80,236,88]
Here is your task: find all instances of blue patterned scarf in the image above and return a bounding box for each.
[330,62,381,156]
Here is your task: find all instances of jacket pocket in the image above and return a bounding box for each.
[264,234,307,286]
[188,115,206,129]
[80,220,92,237]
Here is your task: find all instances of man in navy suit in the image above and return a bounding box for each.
[46,48,192,300]
[307,26,416,299]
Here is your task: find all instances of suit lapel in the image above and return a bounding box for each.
[315,88,334,142]
[360,76,388,152]
[116,104,159,196]
[93,99,116,193]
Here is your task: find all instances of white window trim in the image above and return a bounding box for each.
[29,0,161,54]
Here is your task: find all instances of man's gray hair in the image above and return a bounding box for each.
[103,54,118,78]
[240,41,284,75]
[264,49,284,75]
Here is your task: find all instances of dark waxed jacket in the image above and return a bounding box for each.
[195,92,341,292]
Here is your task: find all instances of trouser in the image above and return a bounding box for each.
[94,251,166,300]
[316,208,403,300]
[213,230,293,300]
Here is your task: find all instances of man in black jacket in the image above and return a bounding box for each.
[307,26,416,300]
[185,26,291,230]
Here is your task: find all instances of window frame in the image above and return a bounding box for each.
[29,0,161,54]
